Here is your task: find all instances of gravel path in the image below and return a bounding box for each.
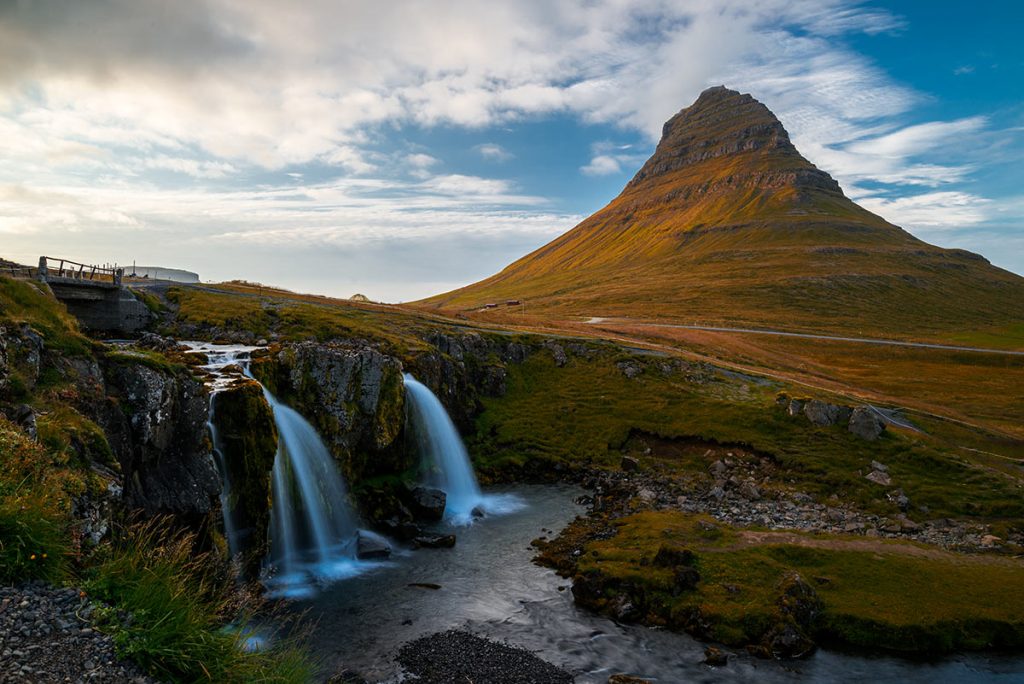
[397,630,573,684]
[0,583,156,683]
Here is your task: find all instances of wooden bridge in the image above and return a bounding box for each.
[3,256,152,333]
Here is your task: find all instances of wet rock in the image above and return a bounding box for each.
[849,407,885,441]
[703,646,729,666]
[763,622,816,659]
[380,517,422,541]
[356,532,392,559]
[101,356,219,523]
[408,486,447,521]
[252,342,407,481]
[414,534,456,549]
[621,455,640,472]
[608,675,652,684]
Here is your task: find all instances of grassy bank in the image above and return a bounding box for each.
[472,352,1024,522]
[573,510,1024,653]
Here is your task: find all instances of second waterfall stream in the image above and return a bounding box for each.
[403,373,524,525]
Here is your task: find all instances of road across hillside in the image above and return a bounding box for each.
[584,318,1024,356]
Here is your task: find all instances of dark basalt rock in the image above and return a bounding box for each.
[413,534,456,549]
[100,358,219,524]
[210,379,278,576]
[408,486,447,521]
[356,532,392,559]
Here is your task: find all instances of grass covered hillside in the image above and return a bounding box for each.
[419,87,1024,341]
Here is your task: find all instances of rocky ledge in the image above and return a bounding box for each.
[0,583,155,683]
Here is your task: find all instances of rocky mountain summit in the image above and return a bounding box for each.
[422,86,1024,339]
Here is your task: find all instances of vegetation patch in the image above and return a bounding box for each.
[574,510,1024,654]
[473,353,1024,521]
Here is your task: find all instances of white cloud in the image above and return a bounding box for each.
[0,0,1020,291]
[858,192,992,229]
[580,155,622,176]
[475,143,513,162]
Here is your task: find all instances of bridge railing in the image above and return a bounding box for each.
[38,256,122,286]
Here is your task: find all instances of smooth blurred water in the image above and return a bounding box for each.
[294,485,1024,684]
[403,373,525,524]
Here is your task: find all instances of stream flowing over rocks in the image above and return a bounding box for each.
[0,584,156,683]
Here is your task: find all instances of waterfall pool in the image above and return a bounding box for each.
[288,484,1022,683]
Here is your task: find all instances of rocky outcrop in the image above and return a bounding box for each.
[251,342,407,482]
[777,394,886,441]
[100,358,219,524]
[848,407,885,441]
[210,379,277,575]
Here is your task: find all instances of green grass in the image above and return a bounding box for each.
[472,352,1024,521]
[85,519,314,683]
[0,276,93,356]
[166,285,438,353]
[577,511,1024,652]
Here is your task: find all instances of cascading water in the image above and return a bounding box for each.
[260,383,364,596]
[185,342,381,599]
[403,373,524,524]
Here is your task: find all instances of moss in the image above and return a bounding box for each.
[103,349,188,376]
[572,511,1024,654]
[211,380,277,576]
[36,405,117,470]
[128,287,165,314]
[0,276,92,357]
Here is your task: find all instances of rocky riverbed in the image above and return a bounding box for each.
[0,583,155,683]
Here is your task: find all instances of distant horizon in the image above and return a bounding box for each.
[2,1,1022,302]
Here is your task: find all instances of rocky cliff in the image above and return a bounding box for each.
[250,342,408,483]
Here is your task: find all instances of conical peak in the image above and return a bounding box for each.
[627,85,814,189]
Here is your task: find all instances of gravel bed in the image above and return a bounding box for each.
[0,582,156,683]
[397,630,572,684]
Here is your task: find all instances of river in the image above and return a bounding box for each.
[288,485,1023,683]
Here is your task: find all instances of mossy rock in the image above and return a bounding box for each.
[211,379,277,577]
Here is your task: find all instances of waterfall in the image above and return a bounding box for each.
[260,383,363,594]
[186,342,378,599]
[403,373,524,524]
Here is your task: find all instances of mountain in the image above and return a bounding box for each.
[420,86,1024,340]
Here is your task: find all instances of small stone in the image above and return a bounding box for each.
[865,470,891,486]
[703,646,729,666]
[621,456,640,472]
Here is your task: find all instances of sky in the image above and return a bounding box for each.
[0,1,1022,302]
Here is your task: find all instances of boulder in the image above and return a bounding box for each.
[413,533,456,549]
[803,400,850,427]
[848,407,885,441]
[739,481,761,501]
[620,455,640,472]
[786,399,805,417]
[408,486,447,521]
[356,531,392,559]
